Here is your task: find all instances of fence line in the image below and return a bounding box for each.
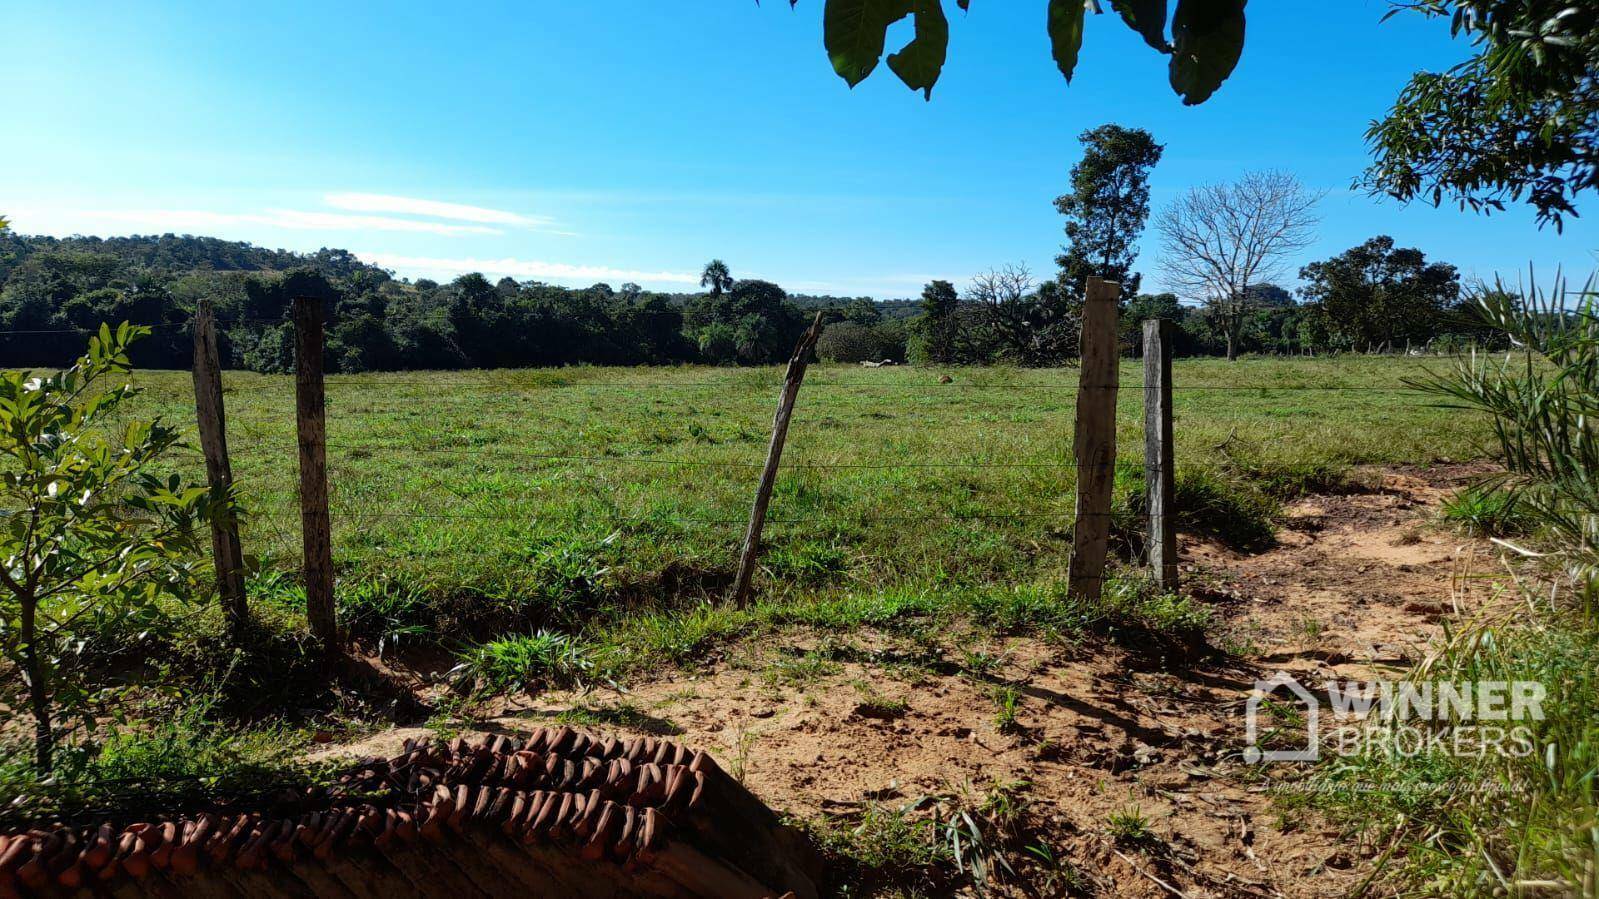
[184,380,1434,392]
[319,509,1109,525]
[115,288,1462,639]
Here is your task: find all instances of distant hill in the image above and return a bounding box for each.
[0,232,390,284]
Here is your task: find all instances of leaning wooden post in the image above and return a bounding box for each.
[1068,278,1120,602]
[293,294,338,658]
[732,312,827,607]
[191,299,249,638]
[1144,318,1178,591]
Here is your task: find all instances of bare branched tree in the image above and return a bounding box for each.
[965,264,1038,365]
[1156,171,1323,360]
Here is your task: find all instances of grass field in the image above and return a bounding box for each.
[102,356,1488,651]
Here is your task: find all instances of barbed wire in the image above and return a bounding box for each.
[321,508,1101,525]
[184,379,1433,393]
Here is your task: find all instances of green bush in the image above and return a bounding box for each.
[816,321,906,363]
[0,699,310,828]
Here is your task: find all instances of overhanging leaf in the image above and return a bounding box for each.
[1110,0,1169,51]
[824,0,916,88]
[1047,0,1088,83]
[887,0,951,98]
[1169,0,1245,105]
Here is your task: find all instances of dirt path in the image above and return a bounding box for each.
[323,464,1491,897]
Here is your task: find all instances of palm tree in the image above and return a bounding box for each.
[700,259,733,297]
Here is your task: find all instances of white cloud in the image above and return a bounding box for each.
[82,208,500,236]
[356,252,699,286]
[324,192,555,228]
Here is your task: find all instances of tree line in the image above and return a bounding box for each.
[0,227,1498,374]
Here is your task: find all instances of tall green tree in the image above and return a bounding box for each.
[916,279,961,363]
[1365,0,1599,230]
[1299,236,1461,352]
[700,259,734,298]
[1054,124,1164,301]
[0,325,220,771]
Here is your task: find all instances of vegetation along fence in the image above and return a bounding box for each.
[7,278,1457,659]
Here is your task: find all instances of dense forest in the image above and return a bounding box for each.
[0,231,1496,372]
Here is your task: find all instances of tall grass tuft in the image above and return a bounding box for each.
[1416,272,1598,565]
[1310,272,1599,892]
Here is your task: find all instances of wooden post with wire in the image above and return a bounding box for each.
[1068,277,1120,601]
[191,298,248,638]
[1143,318,1178,591]
[732,311,827,607]
[293,291,337,658]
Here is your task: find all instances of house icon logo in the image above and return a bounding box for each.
[1244,671,1320,763]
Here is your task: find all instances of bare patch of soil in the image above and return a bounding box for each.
[320,464,1492,897]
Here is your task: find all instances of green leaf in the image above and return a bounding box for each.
[1110,0,1168,51]
[887,0,950,98]
[824,0,914,88]
[1169,0,1245,105]
[1047,0,1088,84]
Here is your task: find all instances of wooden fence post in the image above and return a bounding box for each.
[1068,277,1120,601]
[293,295,338,657]
[732,312,827,607]
[191,299,248,637]
[1144,318,1178,591]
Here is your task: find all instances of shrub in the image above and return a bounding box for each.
[0,324,222,772]
[1420,274,1598,565]
[0,699,310,829]
[817,321,903,364]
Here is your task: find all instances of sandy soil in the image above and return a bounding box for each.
[322,464,1494,897]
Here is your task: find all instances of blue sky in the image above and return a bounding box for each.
[3,1,1595,298]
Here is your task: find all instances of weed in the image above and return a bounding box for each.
[451,630,596,696]
[1106,805,1157,848]
[1441,483,1535,537]
[959,649,1003,678]
[0,697,318,828]
[852,683,909,720]
[763,650,840,690]
[1297,600,1599,894]
[992,686,1023,734]
[338,578,435,656]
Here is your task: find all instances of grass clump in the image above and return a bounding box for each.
[1106,805,1158,848]
[852,684,910,720]
[1174,468,1278,551]
[451,630,597,696]
[1297,601,1599,895]
[1441,483,1535,537]
[1232,458,1354,499]
[1102,577,1214,640]
[802,780,1039,896]
[992,686,1024,734]
[1113,464,1279,553]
